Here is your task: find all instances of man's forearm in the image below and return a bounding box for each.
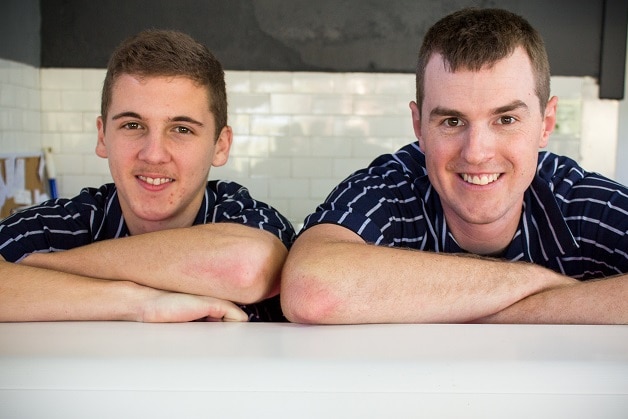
[21,223,287,304]
[281,225,574,324]
[0,259,147,321]
[0,259,248,322]
[475,274,628,324]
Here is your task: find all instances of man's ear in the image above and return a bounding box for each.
[211,125,233,167]
[540,96,558,149]
[95,116,108,158]
[409,101,424,149]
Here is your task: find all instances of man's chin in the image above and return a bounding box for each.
[128,207,179,225]
[448,206,506,226]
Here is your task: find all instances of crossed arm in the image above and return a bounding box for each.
[0,223,287,322]
[474,274,627,324]
[280,224,625,324]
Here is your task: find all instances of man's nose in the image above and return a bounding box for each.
[138,131,171,164]
[460,124,495,165]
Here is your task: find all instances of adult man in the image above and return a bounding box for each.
[0,30,294,322]
[281,8,627,324]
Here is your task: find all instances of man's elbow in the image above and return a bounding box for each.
[231,239,287,304]
[280,262,343,324]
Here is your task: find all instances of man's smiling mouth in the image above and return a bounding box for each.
[138,175,174,186]
[461,173,501,185]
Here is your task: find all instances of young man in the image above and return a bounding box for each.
[281,8,627,324]
[0,30,295,322]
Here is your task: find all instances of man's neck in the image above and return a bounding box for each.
[446,212,521,256]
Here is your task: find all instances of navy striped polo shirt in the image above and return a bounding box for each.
[303,142,627,280]
[0,180,296,321]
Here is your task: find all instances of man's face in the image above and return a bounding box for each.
[96,74,231,234]
[410,47,556,254]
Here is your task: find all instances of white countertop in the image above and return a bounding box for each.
[1,322,627,418]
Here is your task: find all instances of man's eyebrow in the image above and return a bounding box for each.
[428,100,530,121]
[493,100,529,115]
[111,111,142,120]
[110,113,205,127]
[429,107,465,121]
[170,116,205,127]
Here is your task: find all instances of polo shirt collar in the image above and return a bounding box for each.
[423,176,579,260]
[194,184,216,225]
[509,175,579,261]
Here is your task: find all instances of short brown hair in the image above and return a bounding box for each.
[101,29,227,139]
[416,8,550,115]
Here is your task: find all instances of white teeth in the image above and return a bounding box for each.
[138,176,173,186]
[461,173,500,185]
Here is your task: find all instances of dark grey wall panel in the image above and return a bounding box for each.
[2,0,625,98]
[39,0,313,70]
[40,0,605,74]
[0,0,40,66]
[599,0,628,100]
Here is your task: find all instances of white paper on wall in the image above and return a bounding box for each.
[34,190,50,203]
[6,158,31,205]
[3,158,15,199]
[13,189,32,205]
[0,171,6,212]
[14,158,26,191]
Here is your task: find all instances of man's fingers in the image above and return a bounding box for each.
[221,305,249,322]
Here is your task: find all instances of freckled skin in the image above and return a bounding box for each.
[95,75,231,235]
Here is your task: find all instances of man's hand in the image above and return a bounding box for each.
[141,290,249,323]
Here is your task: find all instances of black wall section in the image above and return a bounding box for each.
[39,0,313,71]
[40,0,605,74]
[1,0,626,98]
[599,0,628,100]
[0,0,40,67]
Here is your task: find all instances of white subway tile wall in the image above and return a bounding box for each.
[0,59,41,153]
[0,58,619,228]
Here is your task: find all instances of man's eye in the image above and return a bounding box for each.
[444,117,462,127]
[498,116,516,125]
[122,122,141,129]
[174,126,192,134]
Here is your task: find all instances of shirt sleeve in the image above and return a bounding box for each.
[210,180,296,249]
[0,199,95,262]
[560,171,628,276]
[301,167,411,246]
